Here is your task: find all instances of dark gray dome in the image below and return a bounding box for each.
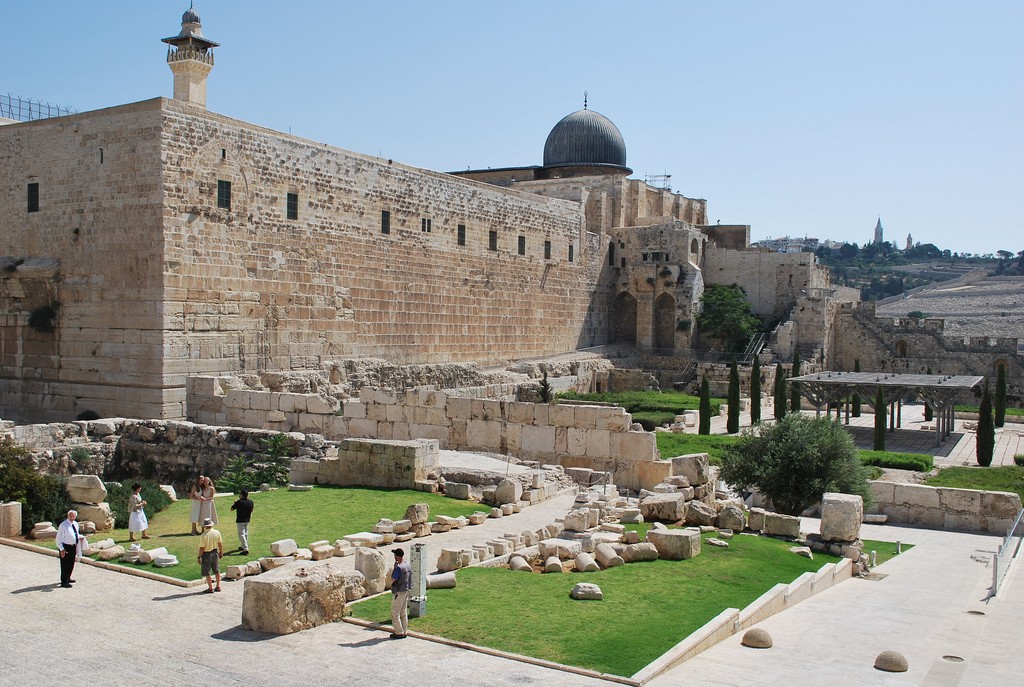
[543,109,627,168]
[182,6,201,24]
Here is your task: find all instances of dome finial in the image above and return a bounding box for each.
[584,91,588,110]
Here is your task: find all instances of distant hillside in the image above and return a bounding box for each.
[813,241,1014,301]
[875,275,1024,340]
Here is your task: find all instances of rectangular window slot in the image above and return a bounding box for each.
[27,183,39,213]
[489,231,498,251]
[286,192,299,220]
[544,240,552,260]
[457,224,466,246]
[642,252,649,262]
[381,210,391,234]
[568,244,574,262]
[518,236,526,256]
[421,218,432,233]
[217,179,232,210]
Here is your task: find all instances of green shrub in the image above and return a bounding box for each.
[1014,454,1024,467]
[631,412,677,431]
[215,434,293,493]
[0,437,72,534]
[858,450,934,472]
[720,413,871,515]
[105,480,173,529]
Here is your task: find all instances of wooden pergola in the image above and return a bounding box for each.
[787,372,985,447]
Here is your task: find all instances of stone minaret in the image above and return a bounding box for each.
[162,4,219,109]
[906,233,913,250]
[873,217,884,245]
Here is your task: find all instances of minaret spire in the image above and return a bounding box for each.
[162,5,219,108]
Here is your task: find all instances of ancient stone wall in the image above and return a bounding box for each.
[0,101,170,421]
[289,438,437,489]
[869,481,1021,533]
[186,378,662,490]
[834,301,1022,398]
[0,98,618,422]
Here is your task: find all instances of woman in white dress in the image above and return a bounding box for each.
[198,476,218,526]
[189,476,204,535]
[127,482,150,542]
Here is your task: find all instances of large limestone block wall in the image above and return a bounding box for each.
[159,98,601,384]
[869,481,1021,533]
[187,378,662,490]
[0,101,169,422]
[290,437,436,489]
[833,302,1022,398]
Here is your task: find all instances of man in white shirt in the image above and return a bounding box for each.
[55,510,84,588]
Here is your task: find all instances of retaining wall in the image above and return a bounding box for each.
[868,481,1021,533]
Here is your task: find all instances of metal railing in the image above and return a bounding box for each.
[992,507,1024,596]
[1,94,76,122]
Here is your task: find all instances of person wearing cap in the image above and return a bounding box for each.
[389,548,412,638]
[196,517,223,593]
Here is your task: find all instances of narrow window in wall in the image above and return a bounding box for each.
[286,192,299,220]
[642,252,649,262]
[568,244,575,262]
[518,236,526,256]
[381,210,391,234]
[457,224,466,246]
[421,218,432,233]
[489,230,498,251]
[608,242,615,266]
[217,179,232,210]
[27,183,39,213]
[544,240,552,260]
[99,148,104,164]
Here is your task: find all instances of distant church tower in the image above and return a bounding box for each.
[162,4,219,109]
[873,217,884,245]
[906,233,913,250]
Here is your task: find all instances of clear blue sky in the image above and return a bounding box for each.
[5,1,1020,255]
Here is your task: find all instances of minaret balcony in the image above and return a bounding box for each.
[167,47,214,65]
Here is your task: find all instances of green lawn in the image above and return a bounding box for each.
[955,405,1024,417]
[39,486,485,581]
[858,450,934,472]
[557,390,724,416]
[861,538,914,567]
[350,532,839,677]
[924,466,1024,501]
[656,432,740,464]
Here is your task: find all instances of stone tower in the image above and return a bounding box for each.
[906,233,913,250]
[162,4,219,109]
[873,217,884,245]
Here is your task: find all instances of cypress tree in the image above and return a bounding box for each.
[790,349,801,413]
[750,355,762,425]
[873,386,886,451]
[698,374,712,435]
[924,366,934,421]
[995,364,1007,428]
[727,358,740,434]
[774,363,787,420]
[851,359,861,417]
[977,381,994,466]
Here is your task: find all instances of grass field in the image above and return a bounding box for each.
[39,486,485,581]
[925,465,1024,501]
[656,432,739,464]
[350,532,840,677]
[557,390,723,416]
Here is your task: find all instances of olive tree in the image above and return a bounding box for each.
[719,413,871,516]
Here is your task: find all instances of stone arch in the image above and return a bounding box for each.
[994,358,1009,374]
[653,292,675,352]
[895,340,908,357]
[690,238,699,262]
[611,291,637,344]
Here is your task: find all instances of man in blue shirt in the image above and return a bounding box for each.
[389,548,412,638]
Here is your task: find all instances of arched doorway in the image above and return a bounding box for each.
[896,340,908,357]
[611,292,637,344]
[654,293,675,352]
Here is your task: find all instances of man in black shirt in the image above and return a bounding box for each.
[229,490,255,555]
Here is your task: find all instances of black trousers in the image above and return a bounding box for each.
[60,543,77,584]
